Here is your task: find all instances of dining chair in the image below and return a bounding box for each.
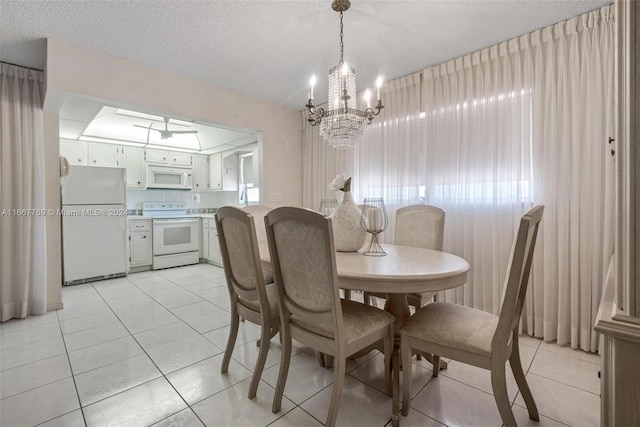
[399,205,544,426]
[364,204,445,310]
[215,206,279,399]
[266,207,396,427]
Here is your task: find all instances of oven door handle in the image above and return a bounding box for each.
[153,219,200,225]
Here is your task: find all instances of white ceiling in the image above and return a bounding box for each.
[0,0,611,111]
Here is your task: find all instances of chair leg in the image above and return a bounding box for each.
[317,351,326,367]
[221,312,239,374]
[400,336,412,417]
[248,322,271,399]
[272,327,292,414]
[326,355,346,427]
[363,291,372,306]
[490,363,517,427]
[509,334,539,421]
[432,354,441,377]
[384,329,392,395]
[391,347,400,427]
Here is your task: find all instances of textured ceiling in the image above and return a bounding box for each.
[1,0,611,110]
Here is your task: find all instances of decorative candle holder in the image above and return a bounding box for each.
[360,198,388,256]
[319,198,338,217]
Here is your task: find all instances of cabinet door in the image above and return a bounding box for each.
[193,155,209,190]
[89,143,122,167]
[130,232,151,266]
[209,153,223,191]
[124,147,145,188]
[60,139,86,165]
[171,152,192,166]
[201,219,209,259]
[222,153,238,191]
[208,228,221,264]
[146,148,170,164]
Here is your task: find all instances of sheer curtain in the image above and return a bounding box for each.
[302,6,614,351]
[0,62,48,322]
[422,6,613,351]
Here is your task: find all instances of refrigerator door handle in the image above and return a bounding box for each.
[59,156,70,177]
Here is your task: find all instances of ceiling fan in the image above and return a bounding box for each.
[135,117,198,139]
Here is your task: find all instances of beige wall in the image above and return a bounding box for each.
[43,39,303,307]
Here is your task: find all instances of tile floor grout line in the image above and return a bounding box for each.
[54,307,89,427]
[523,370,601,397]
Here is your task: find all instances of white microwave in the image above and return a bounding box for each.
[147,165,193,190]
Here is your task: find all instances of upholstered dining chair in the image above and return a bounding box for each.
[399,205,544,426]
[215,206,279,399]
[364,204,445,310]
[266,207,395,427]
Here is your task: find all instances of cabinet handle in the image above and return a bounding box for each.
[143,235,146,239]
[137,181,141,184]
[163,157,166,160]
[78,159,82,162]
[93,160,97,163]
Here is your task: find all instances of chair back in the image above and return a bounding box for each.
[216,206,272,319]
[395,205,445,250]
[264,207,343,340]
[492,205,544,350]
[241,205,272,246]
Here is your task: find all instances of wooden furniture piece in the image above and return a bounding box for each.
[215,206,279,400]
[364,204,445,310]
[265,207,396,427]
[399,205,544,427]
[258,235,469,426]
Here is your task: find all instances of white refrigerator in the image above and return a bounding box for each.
[61,165,127,285]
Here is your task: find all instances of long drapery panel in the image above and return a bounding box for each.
[0,62,47,321]
[301,5,614,351]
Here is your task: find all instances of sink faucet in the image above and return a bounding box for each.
[240,189,249,206]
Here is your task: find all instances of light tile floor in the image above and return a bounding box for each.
[0,264,601,427]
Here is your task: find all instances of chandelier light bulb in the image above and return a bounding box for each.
[341,62,349,75]
[309,75,317,100]
[376,75,383,100]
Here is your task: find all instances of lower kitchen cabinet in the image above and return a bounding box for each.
[128,219,152,271]
[201,218,222,267]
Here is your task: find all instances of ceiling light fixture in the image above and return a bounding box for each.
[306,0,384,149]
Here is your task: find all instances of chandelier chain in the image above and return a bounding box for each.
[339,12,344,65]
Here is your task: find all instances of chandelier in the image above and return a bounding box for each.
[306,0,384,149]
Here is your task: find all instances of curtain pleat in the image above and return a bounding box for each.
[0,62,47,322]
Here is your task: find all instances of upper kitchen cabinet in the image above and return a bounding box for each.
[222,153,238,191]
[124,147,145,188]
[88,142,124,167]
[209,153,223,190]
[60,139,86,165]
[145,148,192,166]
[193,154,209,190]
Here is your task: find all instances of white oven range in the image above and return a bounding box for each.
[142,202,200,270]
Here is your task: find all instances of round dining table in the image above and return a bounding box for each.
[258,241,469,345]
[259,242,469,426]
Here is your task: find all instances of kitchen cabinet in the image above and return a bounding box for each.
[209,153,223,190]
[124,147,145,188]
[60,139,86,165]
[146,148,192,166]
[171,152,192,166]
[209,152,238,191]
[193,155,209,190]
[145,148,170,164]
[88,142,123,167]
[222,153,238,191]
[128,219,152,271]
[201,218,222,266]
